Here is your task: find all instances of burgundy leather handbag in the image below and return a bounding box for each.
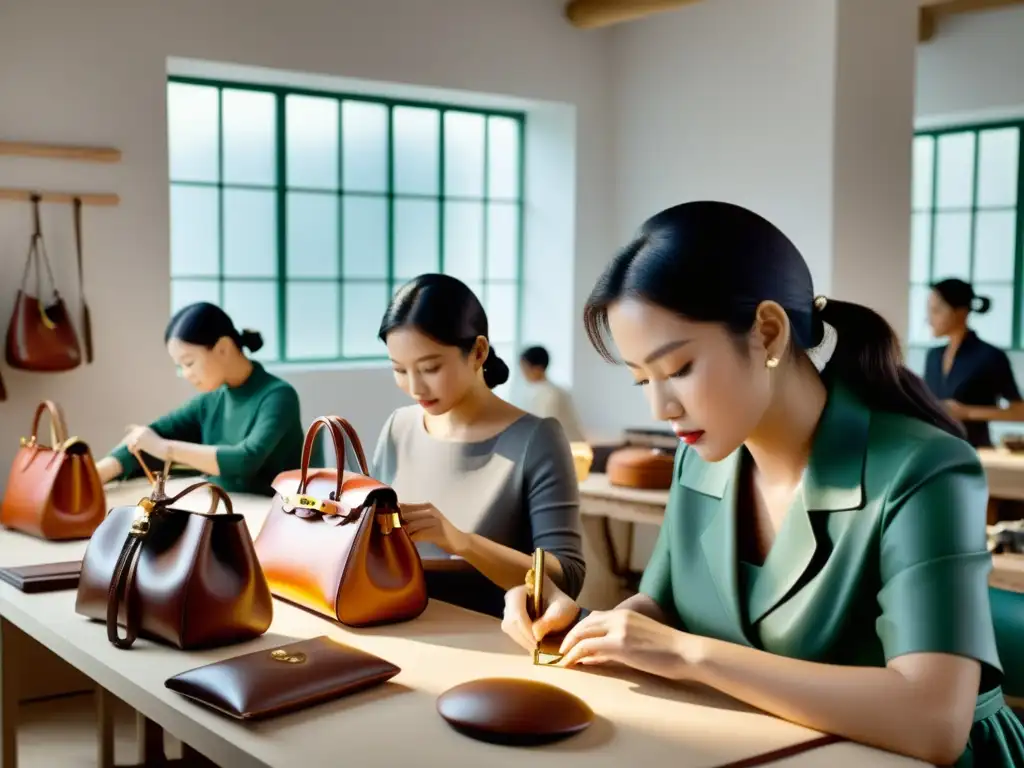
[254,416,428,627]
[75,475,273,650]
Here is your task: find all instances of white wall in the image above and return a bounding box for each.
[0,0,613,489]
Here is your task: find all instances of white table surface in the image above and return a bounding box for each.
[0,478,924,768]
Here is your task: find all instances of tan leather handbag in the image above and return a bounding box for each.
[254,416,428,627]
[5,196,83,374]
[75,472,273,650]
[0,400,105,540]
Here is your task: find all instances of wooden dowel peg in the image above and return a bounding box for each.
[0,141,121,163]
[0,188,120,206]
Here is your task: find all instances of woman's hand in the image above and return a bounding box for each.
[558,609,694,680]
[123,425,168,460]
[399,502,470,555]
[501,576,580,652]
[943,400,970,421]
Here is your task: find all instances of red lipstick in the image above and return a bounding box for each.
[675,430,704,445]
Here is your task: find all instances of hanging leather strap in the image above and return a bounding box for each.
[105,481,233,649]
[73,198,94,364]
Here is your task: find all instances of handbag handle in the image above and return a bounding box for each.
[296,416,369,499]
[106,481,233,649]
[18,197,59,300]
[29,400,69,447]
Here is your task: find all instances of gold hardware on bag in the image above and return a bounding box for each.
[19,435,37,447]
[270,648,307,664]
[282,494,327,513]
[378,511,402,535]
[37,300,56,331]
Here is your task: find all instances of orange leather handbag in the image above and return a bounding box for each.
[5,197,83,374]
[254,416,428,627]
[0,400,105,540]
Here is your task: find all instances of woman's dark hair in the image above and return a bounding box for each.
[931,278,992,314]
[164,302,263,353]
[378,274,509,389]
[583,201,965,439]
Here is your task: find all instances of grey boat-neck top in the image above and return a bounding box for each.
[371,405,585,615]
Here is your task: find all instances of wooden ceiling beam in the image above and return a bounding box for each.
[564,0,704,30]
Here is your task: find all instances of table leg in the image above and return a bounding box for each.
[135,712,166,766]
[0,618,19,768]
[600,518,642,590]
[97,687,115,768]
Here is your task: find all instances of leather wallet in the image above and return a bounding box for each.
[0,561,82,593]
[165,635,401,720]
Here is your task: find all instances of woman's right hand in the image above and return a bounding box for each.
[501,573,580,652]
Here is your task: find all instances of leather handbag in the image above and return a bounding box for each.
[165,635,401,720]
[0,400,105,540]
[75,474,273,650]
[5,196,82,373]
[254,416,428,627]
[606,446,675,490]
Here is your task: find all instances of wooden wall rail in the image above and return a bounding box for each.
[0,142,121,163]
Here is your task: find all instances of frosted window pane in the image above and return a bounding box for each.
[168,83,219,182]
[909,212,932,284]
[342,196,388,279]
[443,202,484,283]
[932,212,972,280]
[342,101,388,193]
[488,117,520,199]
[977,128,1019,208]
[935,132,976,209]
[908,285,933,346]
[287,282,339,360]
[170,186,219,277]
[394,199,439,281]
[394,106,439,195]
[222,89,276,185]
[342,282,389,357]
[223,281,278,361]
[444,112,485,197]
[973,283,1014,349]
[973,211,1017,283]
[487,203,519,280]
[911,135,934,211]
[286,95,339,190]
[223,189,277,278]
[485,283,517,344]
[287,192,338,278]
[171,280,220,315]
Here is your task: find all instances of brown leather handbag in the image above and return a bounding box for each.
[254,416,428,627]
[5,196,82,373]
[75,474,273,650]
[0,400,105,540]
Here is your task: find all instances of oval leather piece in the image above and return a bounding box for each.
[436,678,594,746]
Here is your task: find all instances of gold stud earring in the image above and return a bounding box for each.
[765,356,780,369]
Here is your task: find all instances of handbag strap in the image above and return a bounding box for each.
[326,416,369,475]
[73,198,94,364]
[297,418,347,499]
[30,400,69,446]
[19,197,58,298]
[105,481,234,649]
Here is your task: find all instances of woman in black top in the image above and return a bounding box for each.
[924,279,1024,447]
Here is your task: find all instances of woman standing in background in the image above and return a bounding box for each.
[94,302,306,496]
[372,274,585,617]
[925,278,1024,448]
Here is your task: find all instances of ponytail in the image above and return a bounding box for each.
[816,300,965,439]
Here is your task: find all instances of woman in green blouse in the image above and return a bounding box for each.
[94,302,305,496]
[501,202,1024,767]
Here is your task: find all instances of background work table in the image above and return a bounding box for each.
[0,478,930,767]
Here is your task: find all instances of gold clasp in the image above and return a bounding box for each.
[282,494,327,514]
[270,648,307,664]
[130,497,156,538]
[19,435,37,448]
[378,512,402,535]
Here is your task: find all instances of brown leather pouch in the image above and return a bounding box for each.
[165,635,401,720]
[0,561,81,593]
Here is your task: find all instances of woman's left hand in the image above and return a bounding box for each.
[399,502,470,555]
[124,425,169,460]
[558,609,696,680]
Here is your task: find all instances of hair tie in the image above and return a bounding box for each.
[814,295,828,311]
[806,320,838,373]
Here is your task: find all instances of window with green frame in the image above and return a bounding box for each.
[166,76,525,366]
[909,122,1024,349]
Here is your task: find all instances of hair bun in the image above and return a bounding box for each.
[483,348,510,389]
[238,329,264,353]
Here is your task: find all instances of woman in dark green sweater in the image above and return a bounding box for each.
[95,302,305,496]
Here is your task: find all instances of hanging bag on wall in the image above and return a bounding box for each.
[254,416,429,627]
[5,195,82,372]
[73,197,94,364]
[0,399,105,540]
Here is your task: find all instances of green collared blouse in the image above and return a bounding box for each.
[640,382,1024,767]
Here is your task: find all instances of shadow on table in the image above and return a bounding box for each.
[575,663,752,714]
[243,681,415,734]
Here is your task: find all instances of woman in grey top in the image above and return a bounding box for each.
[372,274,586,617]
